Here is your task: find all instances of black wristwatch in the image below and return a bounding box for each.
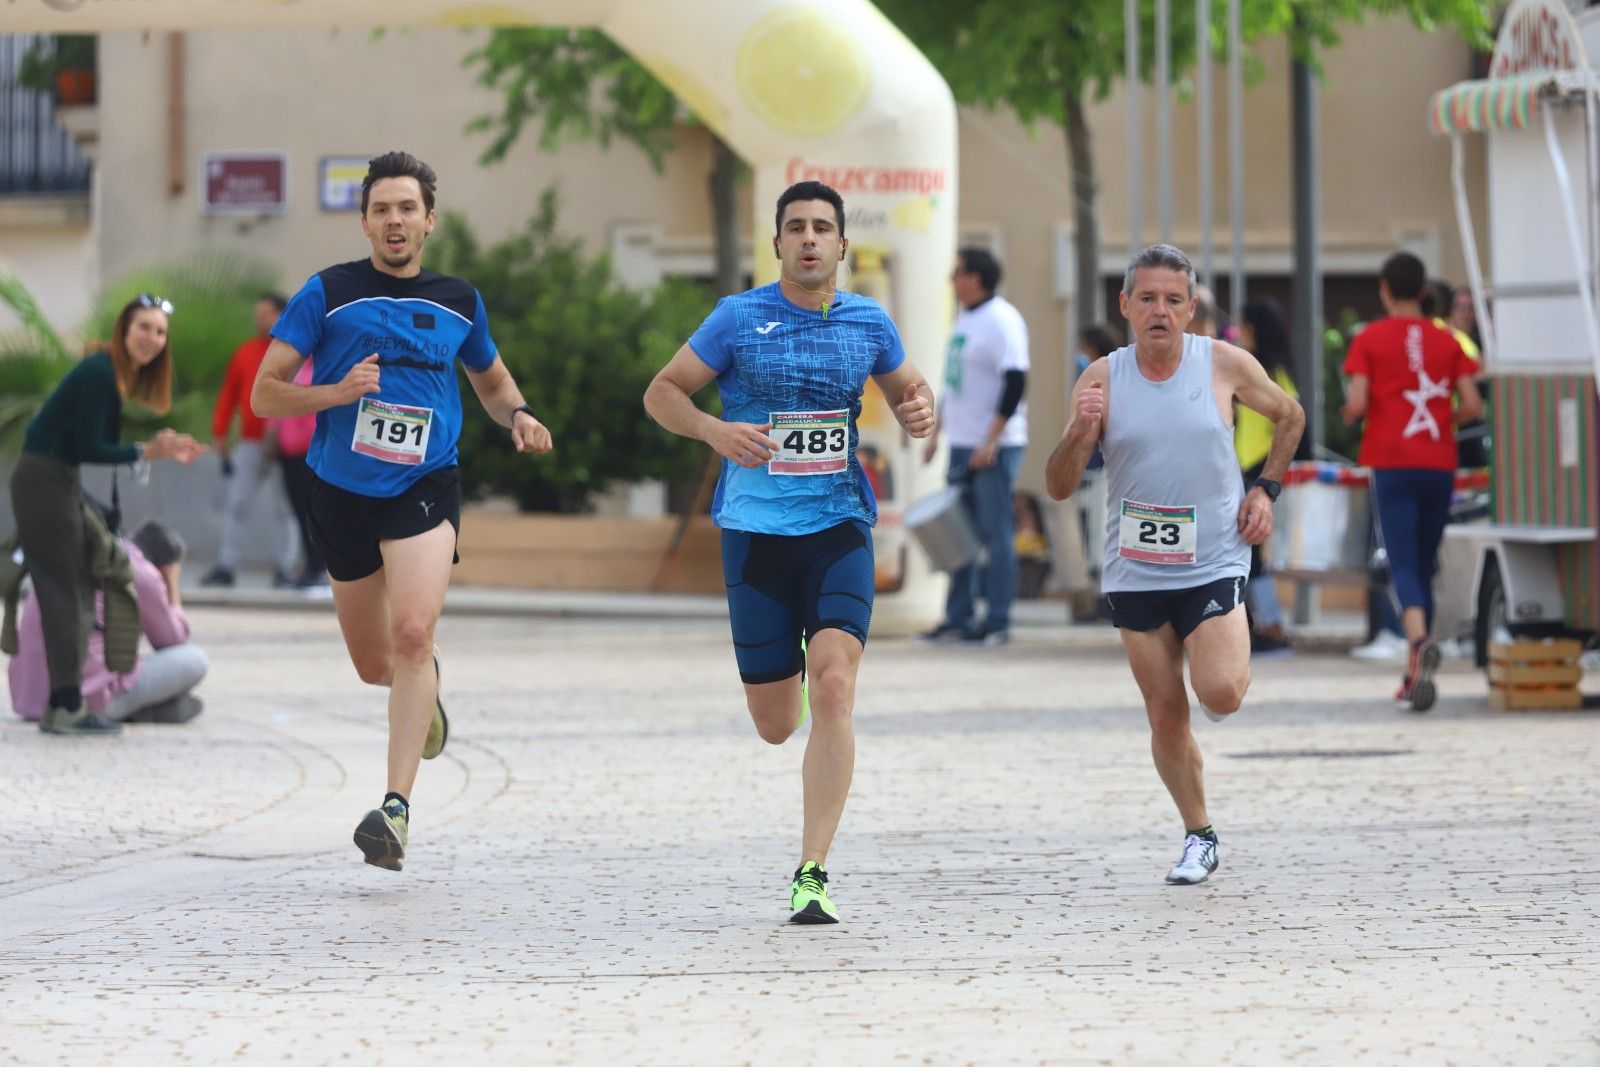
[511,404,538,426]
[1253,477,1282,502]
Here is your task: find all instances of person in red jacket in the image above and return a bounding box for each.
[1342,252,1483,713]
[203,293,300,588]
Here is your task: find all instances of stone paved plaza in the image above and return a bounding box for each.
[2,603,1596,1065]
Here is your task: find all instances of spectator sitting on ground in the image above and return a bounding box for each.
[8,518,209,724]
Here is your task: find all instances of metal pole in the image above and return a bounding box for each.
[1448,134,1497,367]
[1542,103,1600,385]
[1291,24,1323,453]
[1126,0,1142,256]
[1227,0,1243,323]
[1196,0,1213,292]
[1156,0,1172,244]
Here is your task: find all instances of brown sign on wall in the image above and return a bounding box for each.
[200,152,288,215]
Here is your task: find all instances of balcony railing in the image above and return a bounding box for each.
[0,35,92,196]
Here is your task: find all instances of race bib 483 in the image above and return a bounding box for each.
[769,409,848,476]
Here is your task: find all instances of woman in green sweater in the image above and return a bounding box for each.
[12,294,205,735]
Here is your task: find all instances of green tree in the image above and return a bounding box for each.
[428,191,709,513]
[464,28,743,299]
[872,0,1493,330]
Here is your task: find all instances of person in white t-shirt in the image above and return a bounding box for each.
[921,248,1030,645]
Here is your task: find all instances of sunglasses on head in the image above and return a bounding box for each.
[135,293,174,316]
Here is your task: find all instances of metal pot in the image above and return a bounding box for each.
[903,484,981,572]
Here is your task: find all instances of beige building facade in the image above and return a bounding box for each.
[1,16,1487,496]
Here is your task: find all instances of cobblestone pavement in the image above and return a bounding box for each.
[2,606,1596,1065]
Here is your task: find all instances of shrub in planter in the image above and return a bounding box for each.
[429,191,712,513]
[16,35,97,104]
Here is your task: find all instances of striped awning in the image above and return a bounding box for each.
[1429,71,1600,136]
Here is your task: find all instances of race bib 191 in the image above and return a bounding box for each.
[1118,499,1197,564]
[769,409,848,476]
[352,396,433,465]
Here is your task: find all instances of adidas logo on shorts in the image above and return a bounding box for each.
[1201,598,1225,616]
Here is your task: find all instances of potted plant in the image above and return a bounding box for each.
[16,35,97,106]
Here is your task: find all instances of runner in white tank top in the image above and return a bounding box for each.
[1044,244,1304,887]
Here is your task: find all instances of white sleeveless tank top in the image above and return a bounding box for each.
[1100,333,1249,591]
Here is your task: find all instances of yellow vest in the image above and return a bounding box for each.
[1235,366,1298,473]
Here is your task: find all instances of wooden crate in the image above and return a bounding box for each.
[1487,639,1585,711]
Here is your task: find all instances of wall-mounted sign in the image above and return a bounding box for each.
[200,151,288,215]
[319,156,371,213]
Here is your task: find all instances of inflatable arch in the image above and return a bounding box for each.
[6,0,959,628]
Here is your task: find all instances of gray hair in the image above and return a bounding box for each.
[1122,243,1196,298]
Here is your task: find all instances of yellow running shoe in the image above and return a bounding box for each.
[354,798,408,871]
[423,648,449,760]
[789,861,840,924]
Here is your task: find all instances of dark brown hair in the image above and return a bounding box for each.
[361,151,438,214]
[108,297,173,415]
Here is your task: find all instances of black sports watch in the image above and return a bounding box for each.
[1253,477,1282,502]
[511,403,538,426]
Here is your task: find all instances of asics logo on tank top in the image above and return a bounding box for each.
[1401,324,1450,441]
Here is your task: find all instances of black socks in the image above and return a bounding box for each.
[1187,824,1217,840]
[48,687,82,712]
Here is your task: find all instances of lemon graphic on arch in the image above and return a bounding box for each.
[736,7,871,138]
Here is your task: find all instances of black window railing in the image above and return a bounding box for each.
[0,35,92,196]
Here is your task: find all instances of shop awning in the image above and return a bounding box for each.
[1429,70,1600,136]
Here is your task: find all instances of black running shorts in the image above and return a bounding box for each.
[307,467,461,582]
[1105,575,1245,640]
[721,519,874,684]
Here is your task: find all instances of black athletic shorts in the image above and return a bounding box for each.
[721,519,874,685]
[1105,575,1245,640]
[307,466,461,583]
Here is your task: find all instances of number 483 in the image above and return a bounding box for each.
[782,427,845,454]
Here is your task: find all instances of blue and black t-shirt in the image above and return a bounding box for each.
[272,258,497,498]
[688,282,905,536]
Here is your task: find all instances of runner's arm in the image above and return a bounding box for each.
[251,339,372,418]
[1340,375,1369,425]
[464,355,552,454]
[1220,341,1304,483]
[1045,360,1108,501]
[1454,372,1484,423]
[644,344,778,467]
[871,362,934,438]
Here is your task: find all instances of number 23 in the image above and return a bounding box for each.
[1138,520,1180,546]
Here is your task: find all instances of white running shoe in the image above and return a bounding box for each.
[1165,833,1220,885]
[1350,630,1408,662]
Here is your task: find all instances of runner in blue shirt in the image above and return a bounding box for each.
[252,152,554,873]
[644,180,935,923]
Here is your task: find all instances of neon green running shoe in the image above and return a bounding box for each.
[789,860,840,924]
[795,636,810,730]
[354,798,409,871]
[423,647,449,760]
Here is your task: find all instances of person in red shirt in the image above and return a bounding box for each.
[1342,252,1483,712]
[202,293,300,588]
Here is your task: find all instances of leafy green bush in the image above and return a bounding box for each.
[429,191,712,512]
[1321,309,1363,462]
[0,254,282,445]
[87,251,282,398]
[0,266,77,449]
